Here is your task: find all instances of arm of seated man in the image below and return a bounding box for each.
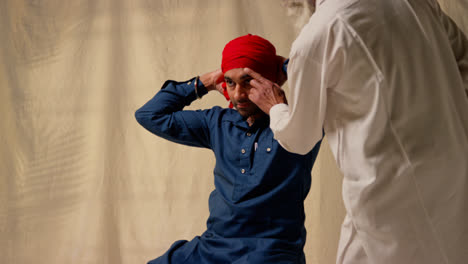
[135,69,224,148]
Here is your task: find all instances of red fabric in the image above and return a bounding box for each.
[221,82,233,108]
[221,34,280,108]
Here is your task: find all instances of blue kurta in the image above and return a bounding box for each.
[135,78,321,264]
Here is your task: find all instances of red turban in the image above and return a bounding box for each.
[221,34,281,107]
[222,34,280,82]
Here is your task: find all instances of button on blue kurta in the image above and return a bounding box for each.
[135,78,321,264]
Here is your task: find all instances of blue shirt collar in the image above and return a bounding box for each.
[222,110,270,130]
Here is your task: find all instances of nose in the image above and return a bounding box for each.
[233,84,248,100]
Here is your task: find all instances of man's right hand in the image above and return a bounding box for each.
[200,69,224,94]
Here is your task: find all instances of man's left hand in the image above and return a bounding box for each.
[244,68,288,115]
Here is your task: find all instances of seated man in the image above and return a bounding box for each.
[135,34,321,264]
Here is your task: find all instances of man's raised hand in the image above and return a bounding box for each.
[244,68,287,115]
[200,69,225,94]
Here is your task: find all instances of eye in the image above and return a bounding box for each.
[225,79,235,87]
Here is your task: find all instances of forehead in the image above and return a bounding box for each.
[224,68,250,80]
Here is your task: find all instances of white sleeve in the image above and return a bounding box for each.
[269,48,327,155]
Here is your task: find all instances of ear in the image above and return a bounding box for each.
[222,82,233,108]
[222,82,230,100]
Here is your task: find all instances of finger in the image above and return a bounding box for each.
[215,82,224,93]
[248,91,260,103]
[272,83,282,90]
[244,68,268,83]
[249,79,265,90]
[215,69,224,83]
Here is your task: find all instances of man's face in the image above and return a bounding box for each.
[224,68,264,118]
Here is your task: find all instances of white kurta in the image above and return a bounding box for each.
[270,0,468,263]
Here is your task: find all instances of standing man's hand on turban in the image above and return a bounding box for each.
[245,67,288,115]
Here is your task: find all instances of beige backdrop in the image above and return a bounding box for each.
[1,0,467,263]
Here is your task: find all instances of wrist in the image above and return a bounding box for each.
[186,76,208,100]
[194,76,201,99]
[200,72,215,91]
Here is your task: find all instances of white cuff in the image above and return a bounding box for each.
[269,103,289,133]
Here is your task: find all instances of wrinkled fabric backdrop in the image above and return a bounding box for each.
[1,0,467,263]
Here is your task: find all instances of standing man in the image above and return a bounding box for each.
[247,0,468,263]
[135,34,321,264]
